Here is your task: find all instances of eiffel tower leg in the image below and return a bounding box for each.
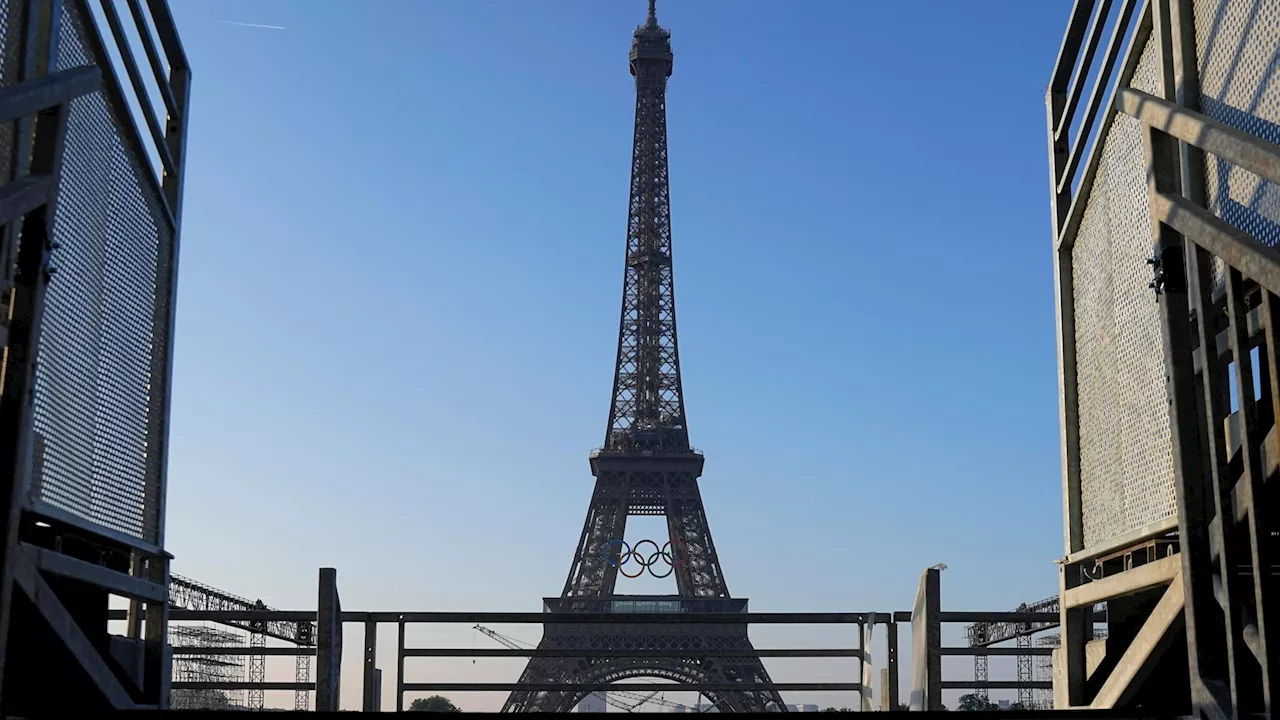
[562,493,626,598]
[501,653,787,712]
[666,479,729,598]
[502,625,789,713]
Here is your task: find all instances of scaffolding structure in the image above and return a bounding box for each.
[1034,636,1058,709]
[169,625,247,710]
[168,573,315,710]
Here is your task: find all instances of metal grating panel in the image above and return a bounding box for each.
[0,0,22,189]
[1071,34,1178,550]
[1195,0,1280,287]
[27,0,172,543]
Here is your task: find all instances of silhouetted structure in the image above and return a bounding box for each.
[501,1,784,713]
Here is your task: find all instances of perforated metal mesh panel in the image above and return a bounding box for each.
[0,0,22,189]
[1195,0,1280,273]
[27,0,173,544]
[1071,34,1178,549]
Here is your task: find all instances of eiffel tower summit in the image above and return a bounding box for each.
[501,1,786,713]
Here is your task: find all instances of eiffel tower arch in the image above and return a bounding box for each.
[502,0,785,713]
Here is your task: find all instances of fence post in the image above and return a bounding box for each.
[862,616,876,711]
[909,568,941,711]
[363,617,378,711]
[887,619,900,710]
[315,567,342,712]
[396,616,406,712]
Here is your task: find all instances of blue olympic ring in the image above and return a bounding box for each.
[601,538,689,579]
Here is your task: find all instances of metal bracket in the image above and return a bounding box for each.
[1148,243,1188,296]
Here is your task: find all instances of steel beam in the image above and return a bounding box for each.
[20,542,165,603]
[406,682,861,692]
[403,647,864,658]
[1063,554,1181,609]
[0,65,99,124]
[941,681,1054,690]
[10,547,138,709]
[1091,578,1186,708]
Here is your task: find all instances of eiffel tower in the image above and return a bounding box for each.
[501,1,786,713]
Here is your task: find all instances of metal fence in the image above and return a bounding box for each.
[145,566,1058,712]
[22,0,186,552]
[1051,0,1180,557]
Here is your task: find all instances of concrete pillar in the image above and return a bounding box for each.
[315,568,342,712]
[909,568,941,711]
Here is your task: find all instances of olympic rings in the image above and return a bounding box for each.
[600,538,690,579]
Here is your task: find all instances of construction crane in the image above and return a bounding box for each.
[472,625,697,712]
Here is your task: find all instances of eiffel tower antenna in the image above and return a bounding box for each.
[501,2,784,712]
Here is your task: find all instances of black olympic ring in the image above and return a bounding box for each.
[601,538,689,579]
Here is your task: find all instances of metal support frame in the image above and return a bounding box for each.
[1049,0,1280,713]
[156,565,1088,713]
[174,605,881,707]
[0,1,189,713]
[1118,12,1280,713]
[247,629,265,709]
[1044,3,1191,709]
[909,568,1056,710]
[965,595,1083,705]
[156,573,316,709]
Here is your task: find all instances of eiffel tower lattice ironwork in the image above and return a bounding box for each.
[501,1,786,713]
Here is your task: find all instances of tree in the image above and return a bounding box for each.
[408,695,462,712]
[957,693,998,712]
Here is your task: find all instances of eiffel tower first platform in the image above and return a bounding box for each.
[500,1,786,714]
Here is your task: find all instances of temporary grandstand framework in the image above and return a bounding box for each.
[169,624,246,711]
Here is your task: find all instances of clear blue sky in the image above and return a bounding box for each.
[157,0,1074,710]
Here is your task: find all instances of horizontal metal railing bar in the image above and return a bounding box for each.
[21,542,164,603]
[124,0,179,119]
[1049,0,1097,98]
[1064,517,1180,565]
[1056,0,1153,252]
[400,682,862,693]
[941,647,1056,656]
[70,0,176,231]
[1063,554,1181,609]
[1119,88,1280,187]
[402,648,865,659]
[1151,191,1280,298]
[164,610,884,624]
[939,612,1059,623]
[169,609,313,621]
[941,681,1054,690]
[172,682,312,691]
[171,646,315,656]
[0,66,101,125]
[1056,0,1116,139]
[98,0,177,177]
[159,608,1058,624]
[1058,0,1140,195]
[144,0,191,73]
[28,499,167,558]
[0,174,52,226]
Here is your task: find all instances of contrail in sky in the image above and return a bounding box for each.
[216,20,287,30]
